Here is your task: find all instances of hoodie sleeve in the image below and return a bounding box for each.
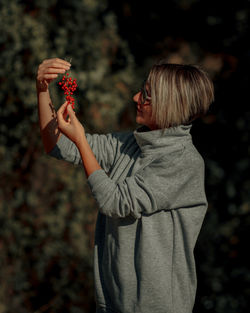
[87,152,207,219]
[49,132,132,173]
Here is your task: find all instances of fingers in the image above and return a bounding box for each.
[43,59,71,72]
[38,73,58,81]
[43,58,71,67]
[57,102,68,126]
[56,102,84,145]
[45,67,68,74]
[57,102,68,117]
[37,58,71,82]
[64,104,77,126]
[66,104,76,120]
[57,102,76,123]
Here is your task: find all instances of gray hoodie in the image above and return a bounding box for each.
[49,124,207,313]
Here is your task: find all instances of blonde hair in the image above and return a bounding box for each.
[147,63,214,129]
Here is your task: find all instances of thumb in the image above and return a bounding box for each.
[67,104,77,122]
[57,102,68,118]
[57,102,68,127]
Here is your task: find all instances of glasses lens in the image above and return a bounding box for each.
[140,81,147,104]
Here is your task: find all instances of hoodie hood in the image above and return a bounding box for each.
[133,124,192,155]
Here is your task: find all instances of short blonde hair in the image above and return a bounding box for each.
[147,63,214,129]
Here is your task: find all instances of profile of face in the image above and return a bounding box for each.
[133,82,158,130]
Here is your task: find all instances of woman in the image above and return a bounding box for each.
[37,58,214,313]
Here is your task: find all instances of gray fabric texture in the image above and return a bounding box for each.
[49,124,207,313]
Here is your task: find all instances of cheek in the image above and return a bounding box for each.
[145,107,153,118]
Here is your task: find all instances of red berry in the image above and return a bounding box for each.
[58,72,77,110]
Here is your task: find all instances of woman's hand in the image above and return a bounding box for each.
[57,102,86,147]
[58,103,102,177]
[36,58,71,92]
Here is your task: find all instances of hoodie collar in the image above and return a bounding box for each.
[133,124,192,155]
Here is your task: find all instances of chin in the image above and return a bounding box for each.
[136,116,143,125]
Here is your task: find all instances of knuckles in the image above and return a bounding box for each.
[39,57,62,73]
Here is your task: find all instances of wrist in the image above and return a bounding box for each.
[36,80,49,93]
[76,135,87,150]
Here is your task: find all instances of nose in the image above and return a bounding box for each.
[133,92,140,103]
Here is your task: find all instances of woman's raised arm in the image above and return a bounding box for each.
[36,58,71,153]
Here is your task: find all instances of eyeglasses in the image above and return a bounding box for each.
[140,80,151,104]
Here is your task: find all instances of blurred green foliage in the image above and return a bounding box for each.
[0,0,136,312]
[1,0,250,312]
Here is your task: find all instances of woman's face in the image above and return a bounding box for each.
[133,85,158,130]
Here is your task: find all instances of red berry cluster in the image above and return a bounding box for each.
[58,73,78,109]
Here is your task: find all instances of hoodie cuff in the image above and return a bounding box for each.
[87,169,114,208]
[87,169,110,193]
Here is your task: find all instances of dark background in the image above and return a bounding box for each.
[0,0,250,312]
